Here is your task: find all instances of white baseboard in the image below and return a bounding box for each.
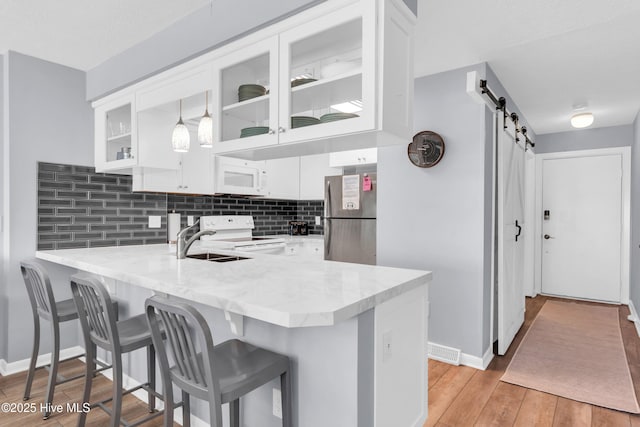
[627,300,640,338]
[0,346,85,376]
[460,346,493,370]
[427,341,494,371]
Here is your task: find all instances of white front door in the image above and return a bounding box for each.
[497,113,526,356]
[541,154,623,302]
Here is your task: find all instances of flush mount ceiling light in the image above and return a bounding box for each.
[172,99,190,152]
[198,91,213,148]
[570,112,594,129]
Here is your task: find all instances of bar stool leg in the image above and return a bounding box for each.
[229,399,240,427]
[110,355,123,427]
[78,343,95,427]
[147,344,156,412]
[281,367,292,427]
[181,391,191,427]
[23,315,40,401]
[43,320,61,419]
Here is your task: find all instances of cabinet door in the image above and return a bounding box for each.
[278,1,375,145]
[299,154,341,200]
[329,148,377,167]
[95,94,137,172]
[264,157,300,200]
[212,37,279,154]
[180,141,215,195]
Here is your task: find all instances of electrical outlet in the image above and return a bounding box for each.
[382,330,392,362]
[148,215,161,229]
[315,216,321,226]
[272,388,282,419]
[187,215,195,226]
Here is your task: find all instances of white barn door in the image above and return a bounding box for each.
[497,112,526,355]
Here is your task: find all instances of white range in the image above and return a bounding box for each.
[199,215,286,253]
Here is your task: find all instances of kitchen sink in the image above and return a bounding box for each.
[186,253,249,262]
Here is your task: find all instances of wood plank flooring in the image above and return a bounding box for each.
[0,358,175,426]
[2,295,638,426]
[426,295,640,427]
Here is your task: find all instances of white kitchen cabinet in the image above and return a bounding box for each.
[329,148,377,167]
[299,154,341,199]
[264,157,300,200]
[132,129,215,194]
[94,94,137,172]
[211,0,415,160]
[94,63,214,174]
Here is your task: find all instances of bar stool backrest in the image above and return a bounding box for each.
[145,296,222,421]
[70,275,120,352]
[20,260,57,321]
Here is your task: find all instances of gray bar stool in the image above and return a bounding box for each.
[70,274,164,427]
[145,295,292,427]
[20,259,111,420]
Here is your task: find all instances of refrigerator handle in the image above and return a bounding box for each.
[325,180,332,257]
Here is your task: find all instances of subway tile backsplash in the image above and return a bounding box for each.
[37,162,324,250]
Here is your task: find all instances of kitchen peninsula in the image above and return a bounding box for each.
[37,244,430,427]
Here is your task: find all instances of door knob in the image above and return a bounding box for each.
[544,234,553,240]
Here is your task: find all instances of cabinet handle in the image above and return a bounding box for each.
[269,128,276,135]
[278,127,286,133]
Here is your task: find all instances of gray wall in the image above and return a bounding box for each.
[86,0,324,100]
[2,52,93,362]
[535,124,633,154]
[378,63,491,358]
[631,112,640,309]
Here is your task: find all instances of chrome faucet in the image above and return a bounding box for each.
[176,219,216,259]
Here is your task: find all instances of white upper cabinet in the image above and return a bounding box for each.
[264,157,300,200]
[300,154,341,199]
[211,0,414,160]
[329,148,377,167]
[94,94,137,172]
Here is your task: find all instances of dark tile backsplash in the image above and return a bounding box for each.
[37,162,167,250]
[37,162,324,249]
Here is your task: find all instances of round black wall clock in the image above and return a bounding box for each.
[407,130,445,168]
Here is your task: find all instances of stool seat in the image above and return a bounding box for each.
[118,314,154,352]
[54,298,80,322]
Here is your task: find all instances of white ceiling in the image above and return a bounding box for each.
[1,1,639,135]
[415,0,640,135]
[0,0,210,70]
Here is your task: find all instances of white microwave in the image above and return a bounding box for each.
[214,156,266,196]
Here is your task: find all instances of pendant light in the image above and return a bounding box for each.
[198,91,213,147]
[171,99,190,152]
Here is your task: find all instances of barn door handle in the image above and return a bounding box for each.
[515,220,522,242]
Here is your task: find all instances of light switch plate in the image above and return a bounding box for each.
[187,215,195,226]
[315,216,321,226]
[148,215,161,229]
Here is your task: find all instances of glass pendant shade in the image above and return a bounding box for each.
[172,100,190,152]
[198,114,213,147]
[198,92,213,147]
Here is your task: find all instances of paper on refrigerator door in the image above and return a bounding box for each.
[342,175,360,210]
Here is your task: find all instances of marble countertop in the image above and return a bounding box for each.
[36,243,430,328]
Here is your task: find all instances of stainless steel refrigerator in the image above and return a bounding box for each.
[324,173,376,265]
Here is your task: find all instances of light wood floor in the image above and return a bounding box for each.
[0,358,174,426]
[2,295,638,426]
[426,295,640,427]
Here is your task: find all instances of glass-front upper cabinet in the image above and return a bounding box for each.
[212,37,279,152]
[94,94,137,172]
[278,1,374,144]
